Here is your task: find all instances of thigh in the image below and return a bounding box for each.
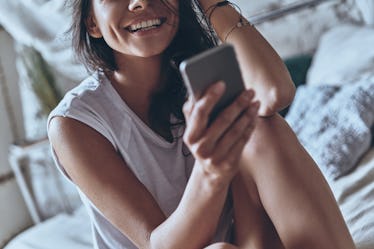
[238,114,355,249]
[231,173,284,249]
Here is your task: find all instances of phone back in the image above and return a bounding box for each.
[179,44,245,121]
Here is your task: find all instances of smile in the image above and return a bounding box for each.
[126,17,166,33]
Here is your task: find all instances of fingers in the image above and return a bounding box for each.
[183,84,260,180]
[182,95,194,120]
[183,82,226,145]
[213,102,259,163]
[200,89,256,153]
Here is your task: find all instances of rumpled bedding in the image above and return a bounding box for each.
[330,147,374,249]
[285,79,374,180]
[0,0,87,92]
[4,206,92,249]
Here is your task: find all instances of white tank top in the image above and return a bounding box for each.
[47,71,233,249]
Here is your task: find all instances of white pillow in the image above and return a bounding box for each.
[285,79,374,180]
[306,25,374,85]
[356,0,374,26]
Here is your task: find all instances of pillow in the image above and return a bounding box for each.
[356,0,374,26]
[306,25,374,85]
[285,79,374,180]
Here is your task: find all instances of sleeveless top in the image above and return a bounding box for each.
[47,71,233,249]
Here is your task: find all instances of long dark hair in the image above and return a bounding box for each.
[67,0,218,139]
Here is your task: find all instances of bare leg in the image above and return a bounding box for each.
[233,114,355,249]
[231,173,285,249]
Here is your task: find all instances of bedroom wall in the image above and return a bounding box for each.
[0,28,32,247]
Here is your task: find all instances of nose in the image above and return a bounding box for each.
[128,0,148,12]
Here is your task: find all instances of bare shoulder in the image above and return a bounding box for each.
[48,116,114,155]
[48,116,107,145]
[47,116,119,182]
[48,117,166,248]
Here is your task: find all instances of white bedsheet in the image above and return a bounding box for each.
[5,149,374,249]
[328,147,374,249]
[4,206,92,249]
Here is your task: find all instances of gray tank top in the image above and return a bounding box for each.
[47,71,233,249]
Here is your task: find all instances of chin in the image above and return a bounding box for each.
[134,43,171,58]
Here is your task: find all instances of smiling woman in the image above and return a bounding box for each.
[2,0,370,249]
[44,0,357,249]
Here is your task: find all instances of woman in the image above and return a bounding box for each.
[48,0,356,248]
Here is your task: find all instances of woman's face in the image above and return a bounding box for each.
[87,0,179,59]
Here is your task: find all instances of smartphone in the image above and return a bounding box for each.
[179,44,245,123]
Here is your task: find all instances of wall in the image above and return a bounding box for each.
[0,28,32,247]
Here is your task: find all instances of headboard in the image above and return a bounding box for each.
[8,139,81,225]
[248,0,340,25]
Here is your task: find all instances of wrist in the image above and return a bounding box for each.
[192,161,233,193]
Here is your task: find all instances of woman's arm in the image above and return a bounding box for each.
[199,0,296,116]
[48,83,258,249]
[48,117,227,249]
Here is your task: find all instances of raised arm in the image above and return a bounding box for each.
[199,0,296,116]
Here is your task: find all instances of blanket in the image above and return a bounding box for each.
[285,79,374,180]
[0,0,87,92]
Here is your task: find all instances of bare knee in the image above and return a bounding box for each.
[204,242,238,249]
[240,113,312,182]
[243,113,300,159]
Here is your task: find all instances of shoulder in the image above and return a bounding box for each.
[48,116,117,174]
[62,72,106,106]
[48,116,112,151]
[48,71,126,146]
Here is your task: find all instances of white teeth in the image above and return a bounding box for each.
[129,18,162,32]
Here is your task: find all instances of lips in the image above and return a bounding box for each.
[126,17,167,33]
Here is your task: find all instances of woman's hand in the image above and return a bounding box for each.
[183,81,259,183]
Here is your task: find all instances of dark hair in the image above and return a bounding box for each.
[68,0,218,139]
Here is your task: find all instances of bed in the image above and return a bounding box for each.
[3,0,374,248]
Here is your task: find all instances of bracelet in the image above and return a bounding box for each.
[204,1,253,42]
[205,0,231,22]
[224,17,253,42]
